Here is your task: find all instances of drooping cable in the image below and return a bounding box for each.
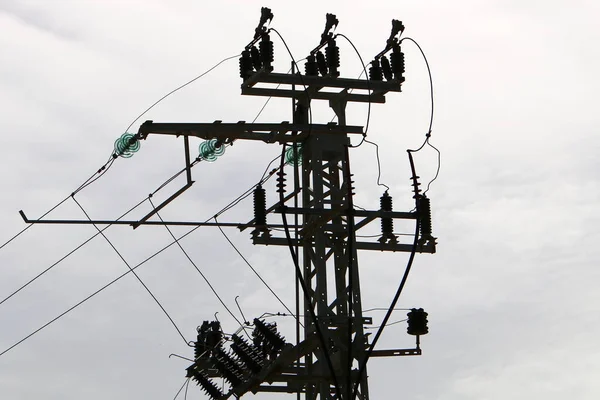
[351,151,421,400]
[363,139,390,192]
[278,143,342,400]
[123,53,241,133]
[214,216,301,327]
[72,196,189,345]
[401,37,439,195]
[148,198,247,336]
[336,34,372,148]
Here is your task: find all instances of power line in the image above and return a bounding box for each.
[214,216,301,326]
[148,198,248,337]
[73,196,189,345]
[352,151,422,400]
[124,53,241,133]
[402,36,440,195]
[0,175,268,358]
[172,378,190,400]
[0,197,148,307]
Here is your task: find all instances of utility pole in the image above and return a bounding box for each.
[19,8,436,400]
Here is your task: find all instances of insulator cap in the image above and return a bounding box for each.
[239,49,253,80]
[369,59,383,81]
[380,55,393,81]
[407,308,429,335]
[325,39,340,78]
[114,133,140,158]
[316,51,328,76]
[305,54,318,76]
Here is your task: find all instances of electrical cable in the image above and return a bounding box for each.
[401,37,440,195]
[2,54,238,254]
[278,143,342,400]
[363,307,411,313]
[72,196,189,345]
[351,151,421,400]
[214,216,301,327]
[148,199,247,337]
[184,376,191,400]
[335,33,372,148]
[0,197,149,307]
[363,139,390,192]
[172,378,190,400]
[364,318,407,330]
[123,53,241,133]
[1,156,115,252]
[0,182,257,358]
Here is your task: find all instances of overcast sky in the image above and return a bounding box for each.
[1,1,599,399]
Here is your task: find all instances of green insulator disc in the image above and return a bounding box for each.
[114,133,140,158]
[199,139,225,162]
[285,145,303,166]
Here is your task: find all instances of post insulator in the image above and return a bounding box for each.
[215,348,248,378]
[205,321,222,353]
[259,32,274,72]
[304,54,318,76]
[316,51,328,76]
[190,369,223,400]
[380,191,394,235]
[253,184,267,226]
[407,308,429,335]
[325,38,340,77]
[211,353,244,387]
[253,318,286,355]
[369,59,383,81]
[250,45,262,71]
[390,43,405,81]
[419,195,432,240]
[380,55,393,81]
[195,320,210,359]
[239,49,253,80]
[276,170,286,194]
[231,334,264,373]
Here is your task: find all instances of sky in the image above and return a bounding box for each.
[1,0,599,399]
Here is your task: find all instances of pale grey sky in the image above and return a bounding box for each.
[1,1,599,399]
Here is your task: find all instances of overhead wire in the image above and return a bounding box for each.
[0,197,148,307]
[351,151,421,400]
[0,141,289,358]
[402,37,439,195]
[172,378,191,400]
[1,54,239,254]
[148,199,248,337]
[73,196,189,344]
[214,216,301,327]
[363,139,390,192]
[0,159,205,308]
[335,33,372,148]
